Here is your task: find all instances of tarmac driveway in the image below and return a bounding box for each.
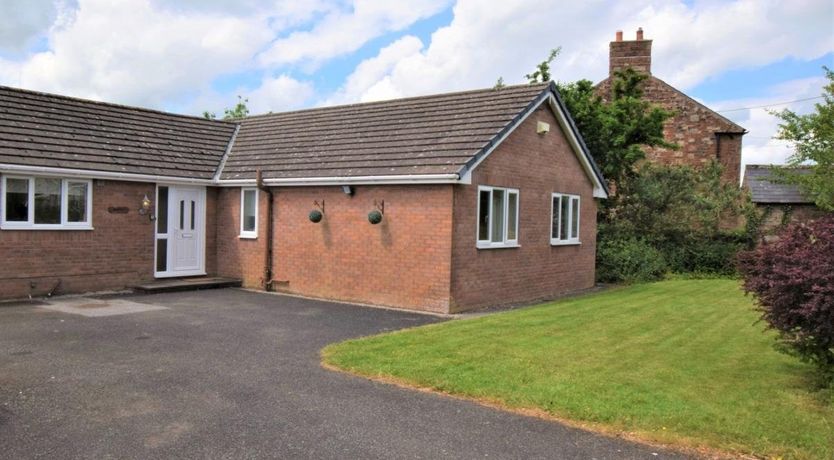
[0,289,687,459]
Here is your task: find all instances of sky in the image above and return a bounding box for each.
[1,0,832,173]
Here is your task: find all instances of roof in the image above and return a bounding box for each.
[743,165,813,204]
[0,83,607,196]
[223,83,548,180]
[0,85,237,179]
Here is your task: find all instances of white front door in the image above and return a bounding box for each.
[154,185,206,278]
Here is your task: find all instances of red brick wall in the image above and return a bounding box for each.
[0,179,156,299]
[450,105,599,312]
[215,187,268,288]
[268,185,454,313]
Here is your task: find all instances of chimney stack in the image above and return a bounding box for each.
[609,27,652,76]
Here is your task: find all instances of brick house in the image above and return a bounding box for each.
[0,83,607,313]
[596,28,746,185]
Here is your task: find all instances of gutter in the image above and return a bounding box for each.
[255,170,275,292]
[0,163,214,185]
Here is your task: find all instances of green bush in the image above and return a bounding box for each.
[597,237,667,283]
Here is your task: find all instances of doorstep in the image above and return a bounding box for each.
[133,277,242,294]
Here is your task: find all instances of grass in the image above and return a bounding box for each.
[323,279,834,459]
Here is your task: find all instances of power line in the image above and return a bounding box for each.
[717,96,824,113]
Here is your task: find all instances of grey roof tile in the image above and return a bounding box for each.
[221,83,549,180]
[743,165,813,204]
[0,85,236,179]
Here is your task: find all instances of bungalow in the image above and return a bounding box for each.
[0,82,607,313]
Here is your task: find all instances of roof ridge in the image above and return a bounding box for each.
[0,84,237,126]
[239,83,550,121]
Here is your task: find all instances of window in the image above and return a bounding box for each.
[1,176,92,230]
[477,185,519,248]
[239,188,258,238]
[551,193,580,245]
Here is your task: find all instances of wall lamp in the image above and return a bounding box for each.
[138,194,156,221]
[341,185,354,196]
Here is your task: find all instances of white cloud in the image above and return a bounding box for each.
[335,0,833,102]
[0,0,66,53]
[0,0,281,109]
[246,74,315,114]
[257,0,451,69]
[324,35,424,104]
[709,76,828,174]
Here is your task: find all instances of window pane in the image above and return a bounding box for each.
[478,190,490,241]
[551,196,560,239]
[560,195,570,240]
[491,189,505,243]
[179,200,184,230]
[243,190,256,232]
[156,239,167,272]
[5,178,29,222]
[157,187,168,234]
[34,178,61,224]
[570,197,579,239]
[190,200,195,230]
[507,192,517,241]
[67,182,88,223]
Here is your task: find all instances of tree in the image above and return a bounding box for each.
[557,68,676,193]
[203,95,251,120]
[771,66,834,211]
[737,214,834,385]
[525,47,561,84]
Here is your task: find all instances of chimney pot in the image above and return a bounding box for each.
[615,30,623,42]
[636,27,644,40]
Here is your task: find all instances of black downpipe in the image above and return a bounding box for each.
[256,170,274,291]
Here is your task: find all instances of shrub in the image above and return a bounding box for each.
[597,237,667,283]
[737,214,834,384]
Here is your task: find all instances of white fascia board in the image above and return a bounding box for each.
[216,173,461,187]
[545,96,609,198]
[0,163,214,185]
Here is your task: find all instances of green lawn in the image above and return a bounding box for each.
[323,280,834,459]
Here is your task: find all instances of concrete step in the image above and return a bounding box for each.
[133,277,242,294]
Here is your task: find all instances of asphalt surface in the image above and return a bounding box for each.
[0,289,690,459]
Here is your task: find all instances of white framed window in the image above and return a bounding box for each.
[477,185,519,249]
[551,193,580,245]
[239,187,258,239]
[1,175,92,230]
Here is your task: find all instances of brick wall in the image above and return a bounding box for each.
[597,76,744,184]
[599,31,744,185]
[0,179,156,299]
[268,185,454,313]
[215,187,268,288]
[450,105,598,312]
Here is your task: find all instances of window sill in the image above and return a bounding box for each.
[1,225,94,231]
[477,242,521,250]
[239,234,258,240]
[551,240,581,246]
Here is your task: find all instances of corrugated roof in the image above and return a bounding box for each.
[221,83,550,180]
[743,165,813,204]
[0,85,237,179]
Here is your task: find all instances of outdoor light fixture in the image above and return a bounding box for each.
[341,185,354,196]
[138,194,155,221]
[368,200,384,225]
[309,200,324,223]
